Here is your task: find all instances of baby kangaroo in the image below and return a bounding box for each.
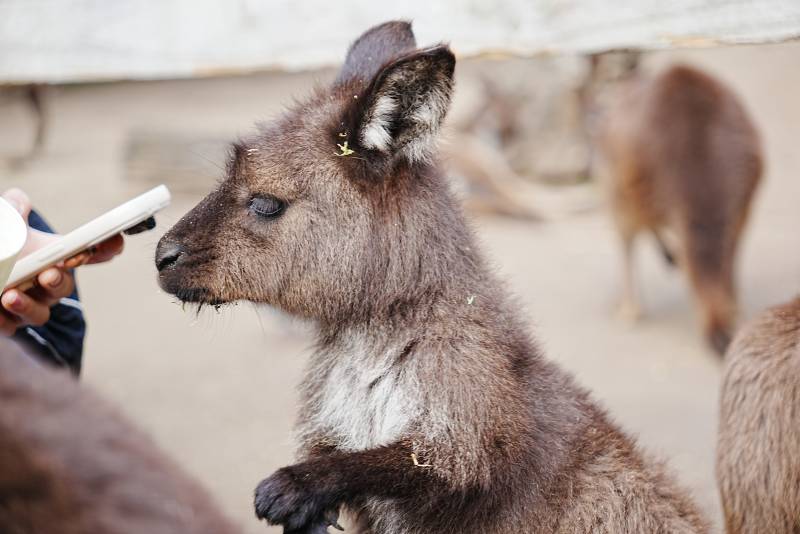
[595,63,762,354]
[717,296,800,534]
[156,22,708,533]
[0,338,239,534]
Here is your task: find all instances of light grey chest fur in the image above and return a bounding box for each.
[310,333,421,452]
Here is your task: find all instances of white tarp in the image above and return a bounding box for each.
[1,0,799,84]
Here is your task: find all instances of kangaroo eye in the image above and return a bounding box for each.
[248,196,285,218]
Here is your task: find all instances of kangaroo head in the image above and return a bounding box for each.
[156,21,461,323]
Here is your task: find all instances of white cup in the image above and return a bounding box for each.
[0,197,28,289]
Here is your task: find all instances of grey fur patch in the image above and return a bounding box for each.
[357,46,454,163]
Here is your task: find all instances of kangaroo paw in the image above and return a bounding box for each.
[254,466,338,532]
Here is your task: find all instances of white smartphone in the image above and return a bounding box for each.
[4,185,171,291]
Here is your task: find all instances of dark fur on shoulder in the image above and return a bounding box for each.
[156,21,708,533]
[0,339,239,534]
[717,296,800,533]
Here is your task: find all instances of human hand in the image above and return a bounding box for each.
[0,188,124,336]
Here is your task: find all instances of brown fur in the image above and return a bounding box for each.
[717,296,800,534]
[156,21,708,533]
[0,339,239,534]
[594,63,762,354]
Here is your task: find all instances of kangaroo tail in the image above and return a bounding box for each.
[682,222,737,355]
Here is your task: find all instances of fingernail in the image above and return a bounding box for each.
[6,292,23,311]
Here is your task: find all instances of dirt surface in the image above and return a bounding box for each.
[1,43,798,532]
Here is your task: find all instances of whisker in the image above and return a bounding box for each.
[188,149,225,173]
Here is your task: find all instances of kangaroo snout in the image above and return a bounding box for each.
[154,235,187,296]
[155,239,185,272]
[154,236,212,303]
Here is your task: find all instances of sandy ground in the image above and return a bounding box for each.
[1,42,799,533]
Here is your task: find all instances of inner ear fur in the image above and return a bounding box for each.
[346,45,456,165]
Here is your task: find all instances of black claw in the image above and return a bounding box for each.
[254,468,341,533]
[284,521,330,534]
[324,508,344,531]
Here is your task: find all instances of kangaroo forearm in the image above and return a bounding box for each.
[254,441,452,530]
[296,442,446,501]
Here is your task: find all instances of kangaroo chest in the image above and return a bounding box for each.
[307,336,421,452]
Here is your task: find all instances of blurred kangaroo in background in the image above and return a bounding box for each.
[0,338,239,534]
[156,21,708,534]
[590,59,763,355]
[717,296,800,534]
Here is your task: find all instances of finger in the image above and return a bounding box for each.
[0,311,22,336]
[63,235,122,268]
[1,188,32,221]
[20,227,61,258]
[87,234,124,264]
[63,251,92,269]
[36,267,75,302]
[1,289,50,327]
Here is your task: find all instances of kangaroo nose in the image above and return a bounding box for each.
[156,241,185,272]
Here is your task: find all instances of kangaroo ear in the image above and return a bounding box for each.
[336,21,417,86]
[350,45,455,164]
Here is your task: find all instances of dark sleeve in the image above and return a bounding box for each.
[11,210,86,375]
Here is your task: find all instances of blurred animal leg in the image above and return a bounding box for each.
[653,229,676,267]
[617,231,642,322]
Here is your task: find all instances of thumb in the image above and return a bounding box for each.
[19,228,60,259]
[1,188,32,222]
